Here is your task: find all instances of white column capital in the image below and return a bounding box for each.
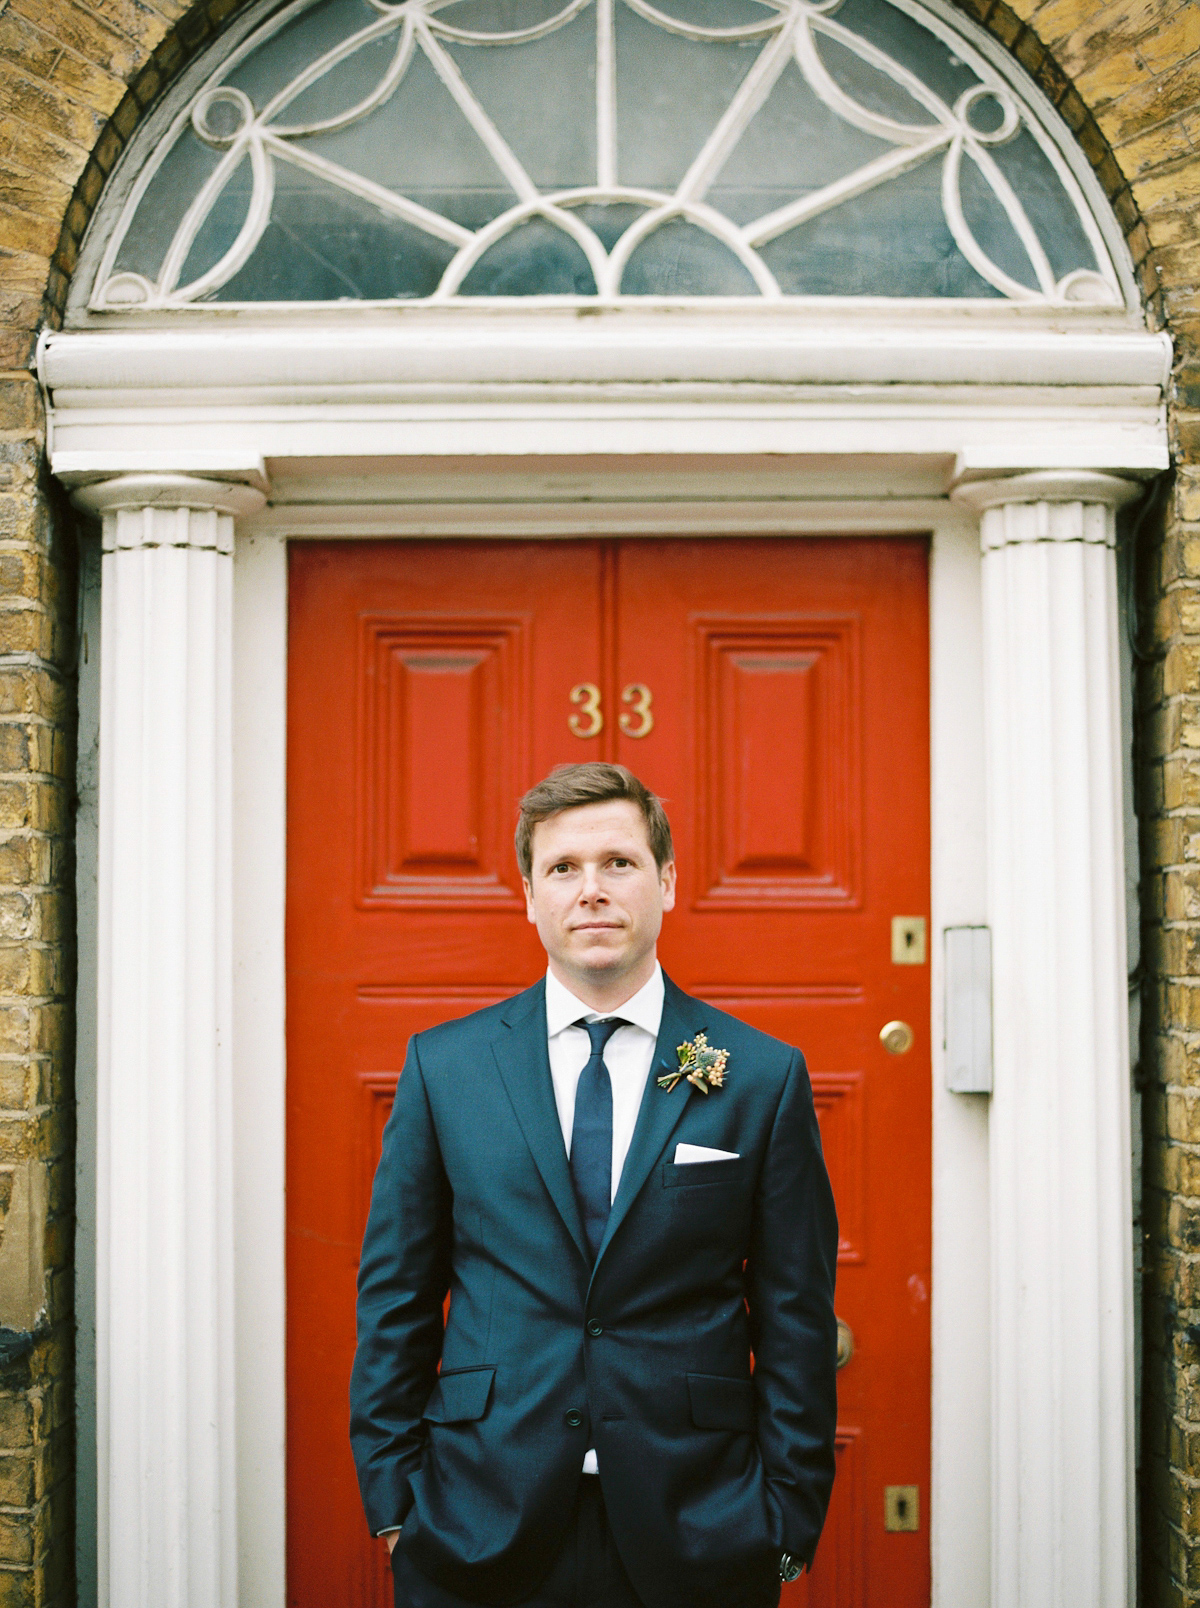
[953,471,1141,554]
[72,473,266,553]
[952,467,1141,512]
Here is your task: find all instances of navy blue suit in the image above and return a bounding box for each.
[350,974,838,1608]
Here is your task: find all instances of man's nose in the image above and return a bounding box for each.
[579,870,607,902]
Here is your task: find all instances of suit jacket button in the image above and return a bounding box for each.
[565,1409,584,1428]
[586,1320,604,1337]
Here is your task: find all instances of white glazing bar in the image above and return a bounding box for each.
[596,0,616,190]
[940,138,1039,302]
[79,473,265,1608]
[416,22,540,203]
[168,139,276,305]
[675,19,794,204]
[744,130,948,246]
[955,470,1139,1608]
[967,140,1057,298]
[266,137,473,247]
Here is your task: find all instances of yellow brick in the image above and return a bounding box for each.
[1115,113,1200,178]
[0,65,104,152]
[0,115,85,191]
[1036,0,1162,78]
[1137,162,1200,215]
[1138,6,1200,74]
[0,206,58,260]
[1071,41,1154,108]
[7,0,144,80]
[1100,54,1200,146]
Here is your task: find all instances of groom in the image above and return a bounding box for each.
[350,763,838,1608]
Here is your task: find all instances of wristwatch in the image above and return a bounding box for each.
[779,1552,804,1582]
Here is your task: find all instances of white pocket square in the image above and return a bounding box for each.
[674,1143,740,1164]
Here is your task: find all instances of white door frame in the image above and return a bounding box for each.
[47,305,1169,1608]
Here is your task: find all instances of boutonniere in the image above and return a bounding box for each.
[657,1032,730,1095]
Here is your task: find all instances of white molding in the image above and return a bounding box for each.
[253,498,949,539]
[92,483,241,1608]
[231,533,287,1608]
[39,314,1170,394]
[929,502,992,1608]
[972,477,1137,1608]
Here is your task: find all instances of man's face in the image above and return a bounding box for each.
[523,800,676,995]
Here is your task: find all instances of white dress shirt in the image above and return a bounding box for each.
[544,963,665,1202]
[544,962,665,1474]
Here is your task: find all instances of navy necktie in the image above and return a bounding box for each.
[569,1018,628,1262]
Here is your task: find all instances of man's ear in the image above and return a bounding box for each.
[660,860,677,913]
[522,877,537,924]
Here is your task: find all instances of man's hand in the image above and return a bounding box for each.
[384,1531,400,1556]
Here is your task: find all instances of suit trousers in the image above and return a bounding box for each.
[391,1478,642,1608]
[390,1477,783,1608]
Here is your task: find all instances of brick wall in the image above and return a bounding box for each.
[0,0,1197,1601]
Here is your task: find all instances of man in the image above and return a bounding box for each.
[351,762,838,1608]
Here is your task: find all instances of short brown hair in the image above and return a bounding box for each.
[515,763,674,878]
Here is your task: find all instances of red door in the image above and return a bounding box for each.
[286,538,930,1607]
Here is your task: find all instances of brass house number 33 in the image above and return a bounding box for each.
[568,683,655,739]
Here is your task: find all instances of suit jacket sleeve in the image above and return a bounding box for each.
[746,1048,839,1566]
[350,1034,452,1535]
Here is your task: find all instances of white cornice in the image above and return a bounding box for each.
[40,313,1172,485]
[40,312,1170,393]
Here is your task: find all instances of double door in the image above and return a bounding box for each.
[286,537,931,1607]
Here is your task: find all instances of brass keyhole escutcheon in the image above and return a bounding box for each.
[836,1318,854,1370]
[880,1020,915,1056]
[884,1485,920,1533]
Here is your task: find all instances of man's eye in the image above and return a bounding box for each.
[553,863,571,874]
[612,858,630,868]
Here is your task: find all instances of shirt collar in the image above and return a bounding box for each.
[545,963,664,1041]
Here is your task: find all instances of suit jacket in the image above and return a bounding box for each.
[350,974,838,1608]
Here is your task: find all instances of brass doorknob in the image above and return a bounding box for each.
[880,1019,914,1055]
[836,1318,854,1369]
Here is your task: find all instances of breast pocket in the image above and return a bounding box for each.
[662,1157,746,1188]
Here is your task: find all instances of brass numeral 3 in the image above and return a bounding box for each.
[619,683,654,739]
[568,683,604,738]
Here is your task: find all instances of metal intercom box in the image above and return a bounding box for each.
[944,926,993,1094]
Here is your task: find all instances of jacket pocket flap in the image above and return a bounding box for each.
[687,1372,755,1432]
[424,1366,495,1424]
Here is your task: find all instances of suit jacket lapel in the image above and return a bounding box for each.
[593,975,704,1269]
[490,980,589,1263]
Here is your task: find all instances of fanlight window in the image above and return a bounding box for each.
[92,0,1123,307]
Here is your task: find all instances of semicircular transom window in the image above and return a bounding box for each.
[92,0,1126,308]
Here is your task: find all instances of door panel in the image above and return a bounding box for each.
[287,537,930,1607]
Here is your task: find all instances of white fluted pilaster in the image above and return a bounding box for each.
[954,470,1140,1608]
[76,474,265,1608]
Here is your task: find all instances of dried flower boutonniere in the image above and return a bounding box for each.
[657,1032,730,1095]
